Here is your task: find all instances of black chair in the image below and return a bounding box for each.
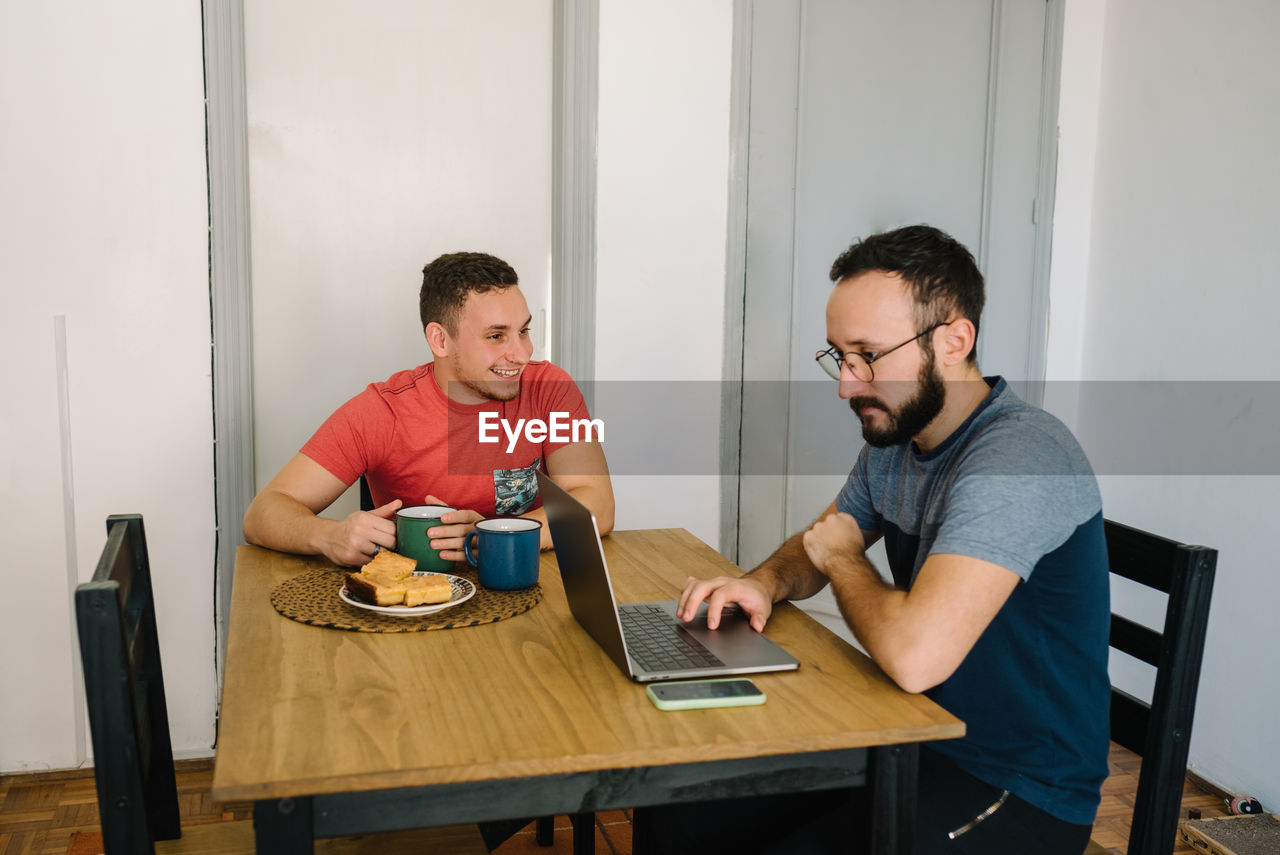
[75,514,486,855]
[1086,519,1217,855]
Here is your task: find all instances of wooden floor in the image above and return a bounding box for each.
[1090,743,1230,854]
[0,742,1231,855]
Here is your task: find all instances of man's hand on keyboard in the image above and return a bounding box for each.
[677,575,773,632]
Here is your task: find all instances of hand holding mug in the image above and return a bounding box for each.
[396,503,460,571]
[419,495,483,563]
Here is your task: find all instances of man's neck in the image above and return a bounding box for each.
[914,366,992,453]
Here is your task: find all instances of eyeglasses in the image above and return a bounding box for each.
[815,323,945,382]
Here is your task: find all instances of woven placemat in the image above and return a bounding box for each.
[271,566,541,632]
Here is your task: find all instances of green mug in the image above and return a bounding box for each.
[395,505,456,573]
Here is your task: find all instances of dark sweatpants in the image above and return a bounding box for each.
[632,748,1093,855]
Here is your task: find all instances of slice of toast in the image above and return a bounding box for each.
[344,550,450,608]
[402,573,452,606]
[360,549,417,584]
[344,571,409,606]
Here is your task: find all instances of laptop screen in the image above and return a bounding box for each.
[537,472,633,675]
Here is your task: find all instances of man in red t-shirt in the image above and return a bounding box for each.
[243,252,614,567]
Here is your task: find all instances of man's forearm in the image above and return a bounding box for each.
[747,527,923,685]
[570,479,615,535]
[748,532,831,602]
[243,491,331,556]
[520,504,555,550]
[820,550,932,688]
[527,477,614,550]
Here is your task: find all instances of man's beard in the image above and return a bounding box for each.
[446,352,522,402]
[458,376,520,402]
[848,355,946,448]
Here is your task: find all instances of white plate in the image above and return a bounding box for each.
[339,573,476,616]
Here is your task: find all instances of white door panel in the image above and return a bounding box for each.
[738,0,1055,586]
[244,0,553,519]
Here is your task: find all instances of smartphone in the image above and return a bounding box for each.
[645,678,766,711]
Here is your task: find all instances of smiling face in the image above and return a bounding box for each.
[826,270,947,447]
[427,286,533,404]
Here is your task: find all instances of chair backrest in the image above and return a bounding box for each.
[75,514,180,855]
[359,474,374,512]
[1104,519,1216,855]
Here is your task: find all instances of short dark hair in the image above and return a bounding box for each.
[828,224,985,363]
[419,252,519,334]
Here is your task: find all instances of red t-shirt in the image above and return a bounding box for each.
[301,361,592,516]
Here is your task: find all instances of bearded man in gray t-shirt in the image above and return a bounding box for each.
[670,225,1109,855]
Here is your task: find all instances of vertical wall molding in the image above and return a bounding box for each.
[1025,0,1065,401]
[976,0,1005,278]
[54,316,87,763]
[719,0,754,561]
[729,0,803,569]
[552,0,599,395]
[203,0,255,686]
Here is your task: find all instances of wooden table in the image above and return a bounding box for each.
[212,529,962,854]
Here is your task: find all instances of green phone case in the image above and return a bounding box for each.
[645,678,767,711]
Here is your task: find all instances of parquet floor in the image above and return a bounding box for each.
[1090,743,1230,854]
[0,763,251,855]
[0,743,1232,855]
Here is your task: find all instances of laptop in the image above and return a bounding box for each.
[536,472,799,683]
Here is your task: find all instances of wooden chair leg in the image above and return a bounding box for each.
[535,815,554,846]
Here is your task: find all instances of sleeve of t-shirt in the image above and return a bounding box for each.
[836,447,883,534]
[535,363,594,457]
[930,420,1102,580]
[299,386,395,486]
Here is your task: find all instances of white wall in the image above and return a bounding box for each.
[595,0,733,548]
[245,0,553,517]
[1050,0,1280,808]
[0,2,214,770]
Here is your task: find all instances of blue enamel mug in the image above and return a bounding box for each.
[464,518,542,590]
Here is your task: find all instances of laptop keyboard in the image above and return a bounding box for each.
[619,604,726,672]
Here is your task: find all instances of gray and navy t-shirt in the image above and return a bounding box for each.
[836,377,1110,825]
